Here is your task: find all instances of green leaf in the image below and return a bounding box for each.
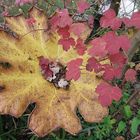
[137,99,140,105]
[36,0,48,10]
[55,0,64,8]
[20,4,32,17]
[131,117,140,135]
[103,116,116,125]
[0,6,4,14]
[0,16,4,23]
[116,121,126,133]
[20,3,32,13]
[8,6,21,16]
[123,105,132,118]
[47,6,57,17]
[137,109,140,116]
[87,135,95,140]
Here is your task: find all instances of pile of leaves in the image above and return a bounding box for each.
[0,0,140,139]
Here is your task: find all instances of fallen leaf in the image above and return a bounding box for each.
[115,136,125,140]
[135,63,140,71]
[0,8,108,137]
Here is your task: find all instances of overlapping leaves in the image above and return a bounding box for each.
[0,3,139,136]
[0,8,108,137]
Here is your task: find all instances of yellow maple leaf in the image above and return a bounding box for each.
[0,8,108,137]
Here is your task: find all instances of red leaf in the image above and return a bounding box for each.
[50,14,60,29]
[66,58,83,81]
[50,9,72,29]
[100,9,122,30]
[26,17,36,26]
[88,37,107,58]
[109,53,126,67]
[39,56,53,78]
[70,23,86,37]
[102,31,131,54]
[58,37,75,51]
[131,12,140,28]
[75,38,86,55]
[125,69,137,82]
[122,17,129,26]
[58,9,72,28]
[86,57,102,72]
[122,11,140,29]
[96,82,122,107]
[118,35,131,52]
[102,31,120,54]
[39,56,49,66]
[88,15,94,28]
[103,9,116,18]
[77,0,90,13]
[57,26,70,38]
[103,65,122,81]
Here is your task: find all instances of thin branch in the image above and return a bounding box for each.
[110,0,121,15]
[20,28,48,39]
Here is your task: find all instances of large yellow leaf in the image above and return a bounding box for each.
[0,8,108,137]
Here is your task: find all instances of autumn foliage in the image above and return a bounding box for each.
[0,0,139,137]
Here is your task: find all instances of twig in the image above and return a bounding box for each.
[0,127,27,137]
[125,91,138,104]
[12,117,17,129]
[110,0,121,15]
[63,0,66,8]
[20,28,48,39]
[98,56,108,62]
